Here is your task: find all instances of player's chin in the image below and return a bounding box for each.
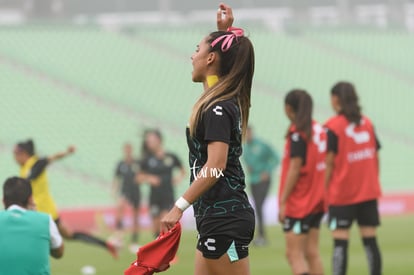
[191,72,203,83]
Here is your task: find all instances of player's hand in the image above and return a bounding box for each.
[217,3,234,31]
[160,206,183,234]
[278,203,286,224]
[67,145,76,154]
[149,175,161,186]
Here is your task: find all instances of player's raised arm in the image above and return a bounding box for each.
[47,145,76,163]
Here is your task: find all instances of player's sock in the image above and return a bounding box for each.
[72,232,107,247]
[362,237,382,275]
[333,239,348,275]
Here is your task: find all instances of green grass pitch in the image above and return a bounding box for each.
[51,215,414,275]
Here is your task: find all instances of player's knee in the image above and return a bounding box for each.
[285,247,301,264]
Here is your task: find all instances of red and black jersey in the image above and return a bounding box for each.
[325,114,381,206]
[279,121,326,218]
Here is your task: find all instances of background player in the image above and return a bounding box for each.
[325,81,382,275]
[160,3,256,275]
[113,143,141,250]
[243,126,280,246]
[13,139,118,258]
[136,129,185,237]
[278,90,325,275]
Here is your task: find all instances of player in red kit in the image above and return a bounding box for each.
[279,90,325,275]
[325,82,382,275]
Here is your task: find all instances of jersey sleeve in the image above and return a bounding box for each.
[289,132,307,162]
[327,129,339,154]
[27,158,49,180]
[203,102,234,144]
[49,216,63,249]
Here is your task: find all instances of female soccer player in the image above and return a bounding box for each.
[13,139,118,258]
[325,82,382,275]
[113,143,141,248]
[136,129,185,237]
[160,3,255,275]
[278,90,325,275]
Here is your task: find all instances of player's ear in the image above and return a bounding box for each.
[27,196,36,210]
[207,52,217,66]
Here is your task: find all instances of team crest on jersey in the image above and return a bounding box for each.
[291,133,300,142]
[164,156,173,167]
[212,105,223,116]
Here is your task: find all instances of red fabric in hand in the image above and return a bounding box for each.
[124,223,182,275]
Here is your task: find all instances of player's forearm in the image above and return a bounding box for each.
[48,151,69,162]
[135,173,150,184]
[182,170,220,204]
[281,166,300,204]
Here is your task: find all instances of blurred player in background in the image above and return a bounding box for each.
[0,177,63,275]
[13,139,118,258]
[243,126,279,246]
[136,129,185,237]
[278,90,325,275]
[161,3,256,275]
[113,143,141,250]
[325,82,382,275]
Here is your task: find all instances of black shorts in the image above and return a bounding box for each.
[149,196,174,217]
[328,199,380,230]
[122,192,141,209]
[196,209,255,262]
[283,212,324,234]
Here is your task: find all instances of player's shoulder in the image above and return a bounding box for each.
[26,209,50,220]
[325,114,347,130]
[206,98,238,117]
[164,152,177,159]
[361,115,374,127]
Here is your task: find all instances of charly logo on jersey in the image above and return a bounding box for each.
[204,238,216,251]
[191,159,224,180]
[212,105,223,116]
[345,120,370,144]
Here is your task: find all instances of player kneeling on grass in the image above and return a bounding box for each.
[278,90,326,275]
[0,177,64,275]
[325,82,382,275]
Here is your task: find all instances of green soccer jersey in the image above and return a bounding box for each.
[243,138,280,184]
[0,206,51,275]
